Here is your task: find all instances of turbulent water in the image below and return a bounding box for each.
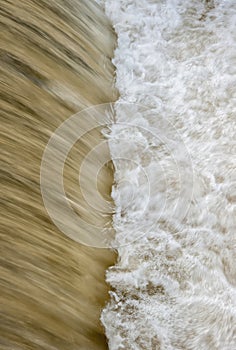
[101,0,236,349]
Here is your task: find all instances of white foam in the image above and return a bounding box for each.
[102,1,236,349]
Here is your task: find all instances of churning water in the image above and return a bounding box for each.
[1,0,235,349]
[101,1,236,349]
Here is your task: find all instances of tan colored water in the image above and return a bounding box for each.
[0,0,118,349]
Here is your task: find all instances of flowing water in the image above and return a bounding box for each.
[0,1,118,349]
[1,0,235,349]
[101,0,236,349]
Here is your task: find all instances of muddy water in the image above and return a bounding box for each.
[0,1,118,349]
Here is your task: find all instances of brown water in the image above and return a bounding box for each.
[0,0,118,349]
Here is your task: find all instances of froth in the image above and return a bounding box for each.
[102,0,236,349]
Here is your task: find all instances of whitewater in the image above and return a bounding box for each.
[100,1,236,349]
